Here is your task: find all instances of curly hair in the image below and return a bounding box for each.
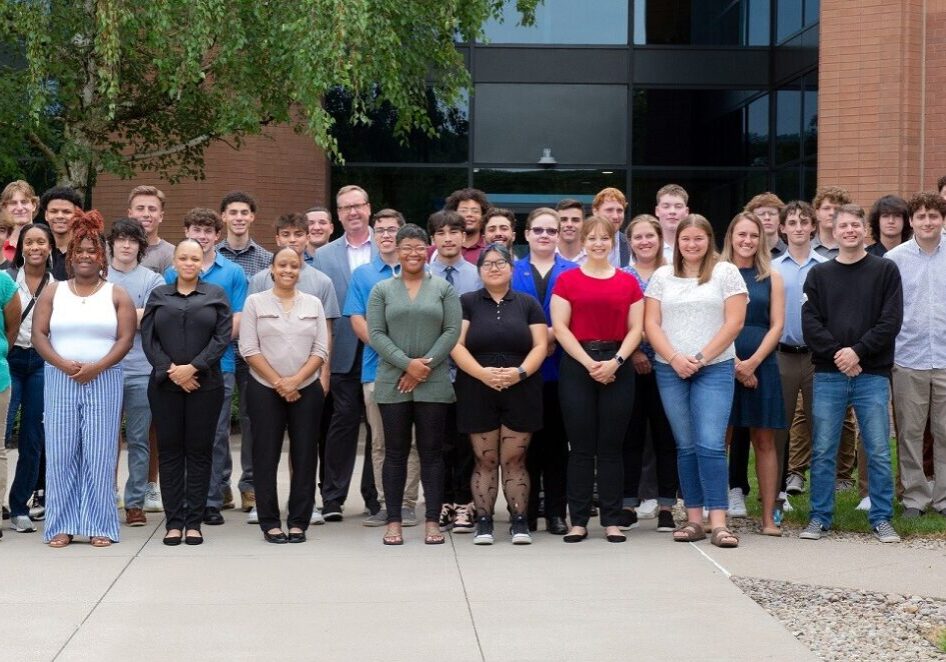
[65,210,108,278]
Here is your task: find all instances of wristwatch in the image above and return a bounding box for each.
[613,354,625,366]
[694,352,705,365]
[517,366,527,381]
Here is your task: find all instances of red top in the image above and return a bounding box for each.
[552,268,642,342]
[2,239,14,263]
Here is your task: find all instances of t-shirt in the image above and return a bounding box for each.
[141,240,175,275]
[552,268,642,342]
[645,261,748,365]
[107,264,164,377]
[460,288,546,363]
[0,271,18,390]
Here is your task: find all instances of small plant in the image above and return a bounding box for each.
[925,625,946,653]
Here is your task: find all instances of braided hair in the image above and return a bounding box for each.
[65,209,108,279]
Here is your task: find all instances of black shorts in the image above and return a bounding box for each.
[454,370,543,434]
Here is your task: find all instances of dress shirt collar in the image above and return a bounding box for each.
[478,287,514,302]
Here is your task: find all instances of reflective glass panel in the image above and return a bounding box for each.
[633,0,771,46]
[481,0,628,45]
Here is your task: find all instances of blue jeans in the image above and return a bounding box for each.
[122,374,152,509]
[810,372,893,527]
[7,347,45,517]
[655,360,734,511]
[206,372,235,508]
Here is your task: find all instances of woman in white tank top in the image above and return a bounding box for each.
[31,211,136,548]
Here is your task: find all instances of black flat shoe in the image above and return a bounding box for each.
[163,534,182,546]
[287,531,306,543]
[202,507,224,526]
[184,534,203,546]
[606,533,627,543]
[546,516,568,535]
[563,530,588,543]
[264,531,288,544]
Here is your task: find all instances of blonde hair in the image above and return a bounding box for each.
[625,214,665,267]
[656,184,689,205]
[672,214,717,285]
[1,180,38,224]
[720,212,772,281]
[127,185,166,209]
[580,215,615,244]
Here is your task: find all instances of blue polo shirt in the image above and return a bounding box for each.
[343,255,399,383]
[165,252,247,373]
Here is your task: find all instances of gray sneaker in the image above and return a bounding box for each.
[901,507,923,519]
[785,473,805,495]
[362,509,388,527]
[401,506,418,527]
[872,520,901,543]
[10,515,35,533]
[799,520,826,540]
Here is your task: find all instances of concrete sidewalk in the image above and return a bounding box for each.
[2,444,817,662]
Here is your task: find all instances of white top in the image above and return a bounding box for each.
[645,261,748,365]
[885,237,946,369]
[13,269,50,349]
[49,281,117,363]
[345,233,373,272]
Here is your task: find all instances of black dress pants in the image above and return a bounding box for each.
[442,403,474,505]
[321,348,365,506]
[149,382,223,531]
[380,401,447,523]
[248,378,324,532]
[623,371,679,504]
[527,380,568,520]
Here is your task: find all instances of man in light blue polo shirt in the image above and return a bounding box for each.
[165,208,247,525]
[344,208,422,527]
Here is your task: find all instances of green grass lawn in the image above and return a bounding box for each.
[744,439,946,538]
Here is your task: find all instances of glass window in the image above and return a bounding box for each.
[803,74,818,160]
[329,166,468,226]
[473,84,628,166]
[633,0,771,46]
[772,166,801,202]
[776,0,803,43]
[631,169,768,238]
[481,0,627,45]
[326,88,469,164]
[633,89,768,167]
[804,0,820,27]
[775,85,801,164]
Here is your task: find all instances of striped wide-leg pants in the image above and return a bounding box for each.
[43,365,123,543]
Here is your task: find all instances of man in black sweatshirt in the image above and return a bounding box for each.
[800,203,903,543]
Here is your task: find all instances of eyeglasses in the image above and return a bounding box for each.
[398,245,428,255]
[481,259,510,270]
[529,227,559,236]
[337,201,368,215]
[375,227,399,236]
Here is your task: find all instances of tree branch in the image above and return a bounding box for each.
[27,130,63,172]
[123,133,215,162]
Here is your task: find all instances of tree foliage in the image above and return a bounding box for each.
[0,0,537,194]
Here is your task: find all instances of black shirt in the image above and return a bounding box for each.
[531,264,551,305]
[141,281,232,391]
[801,254,903,376]
[51,249,68,281]
[460,288,546,366]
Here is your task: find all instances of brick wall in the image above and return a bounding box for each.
[923,0,946,191]
[92,125,329,251]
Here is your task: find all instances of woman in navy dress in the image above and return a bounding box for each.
[721,212,786,535]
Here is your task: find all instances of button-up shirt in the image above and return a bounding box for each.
[772,248,826,346]
[429,256,481,296]
[215,239,273,278]
[345,232,373,272]
[343,255,399,383]
[885,237,946,369]
[811,235,839,259]
[556,246,587,265]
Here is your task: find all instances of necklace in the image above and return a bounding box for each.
[69,278,104,303]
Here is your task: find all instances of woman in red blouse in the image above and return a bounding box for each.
[551,216,644,543]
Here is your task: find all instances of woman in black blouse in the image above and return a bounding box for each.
[451,244,548,545]
[141,239,231,546]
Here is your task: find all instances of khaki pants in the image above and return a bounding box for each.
[891,365,946,512]
[363,382,420,509]
[779,352,859,482]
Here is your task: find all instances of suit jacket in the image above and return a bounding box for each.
[617,233,631,268]
[312,235,380,374]
[511,254,579,382]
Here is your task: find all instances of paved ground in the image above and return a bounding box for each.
[3,438,942,661]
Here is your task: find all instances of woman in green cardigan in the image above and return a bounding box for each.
[367,224,462,546]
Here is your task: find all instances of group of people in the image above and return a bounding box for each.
[0,175,943,550]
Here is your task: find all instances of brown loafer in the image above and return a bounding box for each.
[125,508,147,527]
[241,491,256,513]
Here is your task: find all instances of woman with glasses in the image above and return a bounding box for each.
[368,224,461,545]
[551,216,644,543]
[452,243,548,544]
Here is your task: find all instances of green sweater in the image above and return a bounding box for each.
[367,273,462,404]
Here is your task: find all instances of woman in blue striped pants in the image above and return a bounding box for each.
[31,212,136,548]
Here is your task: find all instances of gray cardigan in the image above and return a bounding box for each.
[367,272,461,404]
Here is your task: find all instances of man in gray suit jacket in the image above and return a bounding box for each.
[313,185,380,520]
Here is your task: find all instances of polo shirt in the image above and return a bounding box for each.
[460,288,546,366]
[343,255,399,383]
[216,239,273,278]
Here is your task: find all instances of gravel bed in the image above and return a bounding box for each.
[733,576,946,661]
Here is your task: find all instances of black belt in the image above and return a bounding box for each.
[778,343,809,354]
[580,340,620,352]
[472,352,527,364]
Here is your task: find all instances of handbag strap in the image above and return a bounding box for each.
[20,272,49,322]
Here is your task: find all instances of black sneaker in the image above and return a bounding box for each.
[1,505,9,520]
[202,506,225,525]
[617,509,638,531]
[322,500,343,522]
[656,510,676,532]
[473,516,494,545]
[509,514,532,545]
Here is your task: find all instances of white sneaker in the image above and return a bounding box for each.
[636,499,659,519]
[10,515,35,532]
[310,507,325,525]
[855,496,871,512]
[778,491,794,513]
[114,486,123,509]
[728,488,748,518]
[144,482,163,512]
[246,507,259,524]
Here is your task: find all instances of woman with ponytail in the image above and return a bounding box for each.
[32,211,136,548]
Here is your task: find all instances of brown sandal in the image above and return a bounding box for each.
[382,528,403,546]
[424,525,445,545]
[761,525,782,537]
[90,536,113,548]
[711,526,739,548]
[48,534,73,548]
[672,522,707,542]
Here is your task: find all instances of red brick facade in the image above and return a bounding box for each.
[93,125,329,251]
